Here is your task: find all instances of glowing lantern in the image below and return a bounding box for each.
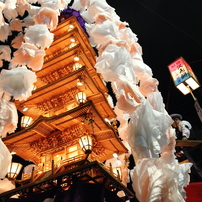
[112,167,122,180]
[21,116,33,128]
[168,57,200,95]
[7,162,22,180]
[76,92,87,104]
[73,62,82,71]
[79,135,93,154]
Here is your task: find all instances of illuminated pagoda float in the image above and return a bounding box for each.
[1,15,133,201]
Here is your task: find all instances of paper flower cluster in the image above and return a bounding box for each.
[73,0,192,201]
[0,0,71,182]
[0,0,192,200]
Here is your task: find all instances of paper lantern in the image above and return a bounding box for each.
[21,116,33,128]
[168,57,200,95]
[79,135,93,154]
[7,162,22,180]
[76,92,87,104]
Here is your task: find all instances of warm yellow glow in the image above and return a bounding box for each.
[79,135,93,154]
[70,38,76,42]
[68,24,74,31]
[112,167,122,179]
[77,78,84,86]
[7,162,23,179]
[68,151,79,158]
[185,77,200,90]
[113,153,118,158]
[77,81,83,86]
[21,116,33,128]
[74,56,80,61]
[76,92,87,104]
[32,84,37,91]
[22,106,28,111]
[66,103,76,110]
[69,42,77,49]
[177,83,190,95]
[68,145,78,153]
[73,62,82,71]
[104,118,111,124]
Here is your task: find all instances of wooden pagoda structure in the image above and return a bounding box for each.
[1,15,134,201]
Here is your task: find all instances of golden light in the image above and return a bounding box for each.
[68,24,74,31]
[79,135,93,154]
[32,84,37,91]
[73,62,82,71]
[112,167,122,180]
[70,38,76,42]
[76,92,87,104]
[76,76,86,86]
[7,162,23,180]
[21,116,33,128]
[168,57,200,95]
[22,106,28,112]
[69,43,77,49]
[77,80,83,86]
[74,56,80,61]
[113,153,118,158]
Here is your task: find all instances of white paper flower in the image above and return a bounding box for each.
[0,96,18,138]
[41,0,69,12]
[27,4,41,17]
[0,139,12,178]
[22,14,35,28]
[95,44,136,82]
[24,24,54,49]
[4,0,17,9]
[2,8,18,21]
[0,66,37,101]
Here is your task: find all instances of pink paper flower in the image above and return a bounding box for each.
[11,43,46,71]
[10,19,23,32]
[33,7,58,31]
[16,0,30,16]
[0,45,11,61]
[0,23,11,42]
[11,32,24,49]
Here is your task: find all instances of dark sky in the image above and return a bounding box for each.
[106,0,202,133]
